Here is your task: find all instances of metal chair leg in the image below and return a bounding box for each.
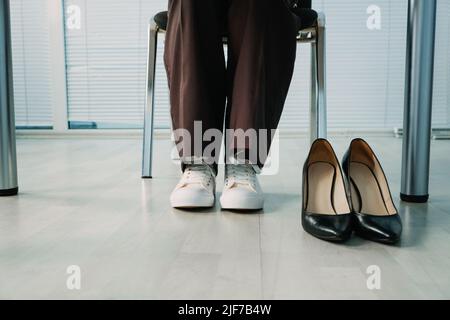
[310,12,327,145]
[142,20,158,179]
[310,37,318,144]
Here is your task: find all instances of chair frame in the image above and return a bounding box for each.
[142,12,327,178]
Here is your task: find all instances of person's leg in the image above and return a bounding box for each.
[165,0,227,208]
[164,0,228,173]
[220,0,298,210]
[225,0,298,168]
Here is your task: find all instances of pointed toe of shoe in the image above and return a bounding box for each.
[302,213,353,242]
[353,213,402,244]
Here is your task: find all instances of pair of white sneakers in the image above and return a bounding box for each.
[170,164,264,210]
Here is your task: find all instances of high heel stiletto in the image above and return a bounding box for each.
[302,139,353,242]
[342,139,402,244]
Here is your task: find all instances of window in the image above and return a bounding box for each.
[63,0,169,129]
[10,0,450,130]
[11,0,53,128]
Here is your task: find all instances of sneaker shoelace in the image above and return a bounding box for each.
[179,165,213,189]
[225,165,257,190]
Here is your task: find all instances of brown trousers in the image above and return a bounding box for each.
[164,0,298,170]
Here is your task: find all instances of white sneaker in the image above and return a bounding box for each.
[220,164,264,210]
[170,165,216,208]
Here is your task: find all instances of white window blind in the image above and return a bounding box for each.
[280,0,450,130]
[281,0,407,130]
[10,0,53,128]
[283,0,450,129]
[63,0,450,130]
[63,0,170,129]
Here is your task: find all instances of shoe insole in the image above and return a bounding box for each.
[307,162,336,215]
[350,162,392,216]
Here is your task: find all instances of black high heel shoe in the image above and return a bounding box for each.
[302,139,353,242]
[342,139,402,244]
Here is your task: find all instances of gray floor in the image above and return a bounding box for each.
[0,135,450,299]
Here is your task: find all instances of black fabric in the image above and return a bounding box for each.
[297,0,312,9]
[291,8,318,30]
[153,8,317,32]
[284,0,312,10]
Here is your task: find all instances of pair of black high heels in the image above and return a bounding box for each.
[302,139,402,244]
